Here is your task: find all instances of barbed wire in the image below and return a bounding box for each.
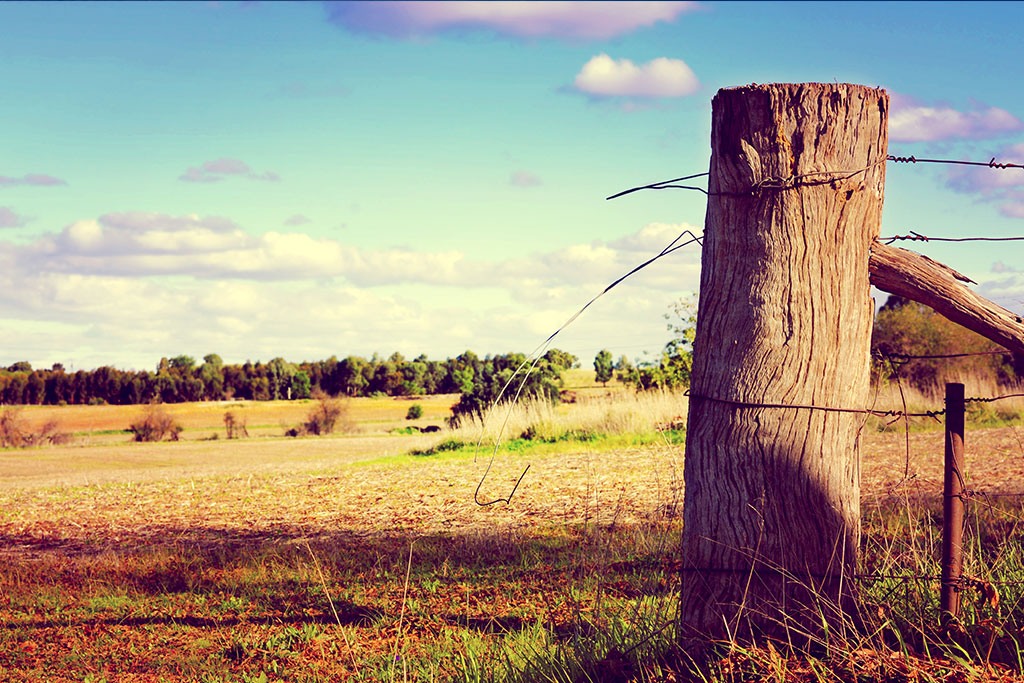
[605,150,1024,614]
[875,349,1010,362]
[686,390,945,420]
[607,158,885,200]
[882,230,1024,245]
[887,154,1024,170]
[608,153,1024,202]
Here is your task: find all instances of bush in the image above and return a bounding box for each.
[410,438,466,456]
[405,403,424,420]
[0,408,70,448]
[298,393,354,436]
[129,404,183,442]
[223,411,249,439]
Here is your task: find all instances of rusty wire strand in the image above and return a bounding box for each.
[875,349,1009,362]
[606,172,709,200]
[686,390,944,421]
[607,158,886,200]
[473,229,704,507]
[610,154,1024,204]
[882,230,1024,245]
[887,154,1024,170]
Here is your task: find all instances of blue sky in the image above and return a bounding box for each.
[3,1,1024,371]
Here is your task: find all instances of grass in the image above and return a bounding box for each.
[2,373,1024,680]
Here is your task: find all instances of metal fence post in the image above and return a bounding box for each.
[940,382,966,625]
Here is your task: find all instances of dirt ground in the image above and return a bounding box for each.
[1,421,1022,557]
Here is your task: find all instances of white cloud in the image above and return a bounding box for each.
[890,94,1023,142]
[573,54,699,99]
[325,1,698,40]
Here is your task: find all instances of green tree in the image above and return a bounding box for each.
[871,295,1017,391]
[628,297,697,392]
[198,354,224,401]
[543,348,578,371]
[290,371,312,400]
[594,349,614,386]
[168,355,196,373]
[266,357,297,400]
[449,352,563,426]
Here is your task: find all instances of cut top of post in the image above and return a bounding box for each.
[709,83,888,207]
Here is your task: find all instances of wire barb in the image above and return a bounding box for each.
[883,230,1024,245]
[887,153,1024,171]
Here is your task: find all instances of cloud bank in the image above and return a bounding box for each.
[0,215,703,369]
[890,94,1023,142]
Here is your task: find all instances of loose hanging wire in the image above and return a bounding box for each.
[474,228,704,506]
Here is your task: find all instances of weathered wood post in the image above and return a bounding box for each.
[680,83,888,643]
[940,382,966,623]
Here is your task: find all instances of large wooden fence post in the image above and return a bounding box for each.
[680,83,888,644]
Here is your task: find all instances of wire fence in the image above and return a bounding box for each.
[480,148,1024,625]
[598,150,1024,625]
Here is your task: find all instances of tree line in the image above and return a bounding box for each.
[0,349,579,417]
[597,294,1024,395]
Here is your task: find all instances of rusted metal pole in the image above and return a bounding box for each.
[940,382,966,624]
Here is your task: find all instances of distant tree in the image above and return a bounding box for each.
[614,355,638,386]
[625,297,697,392]
[7,361,32,373]
[266,357,298,400]
[406,403,424,420]
[169,355,197,373]
[449,351,563,426]
[198,354,225,401]
[543,348,579,371]
[871,294,1018,391]
[594,349,614,386]
[337,356,368,397]
[290,371,312,400]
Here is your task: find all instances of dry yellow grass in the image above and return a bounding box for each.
[9,394,459,442]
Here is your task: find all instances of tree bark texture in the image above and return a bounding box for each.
[680,83,888,644]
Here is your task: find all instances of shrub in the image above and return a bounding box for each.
[223,411,249,439]
[129,404,183,442]
[298,393,354,436]
[0,408,27,447]
[410,438,466,456]
[0,409,70,448]
[405,403,424,420]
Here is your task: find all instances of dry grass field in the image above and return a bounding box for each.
[1,377,1024,681]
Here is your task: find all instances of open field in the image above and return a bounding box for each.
[2,382,1024,681]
